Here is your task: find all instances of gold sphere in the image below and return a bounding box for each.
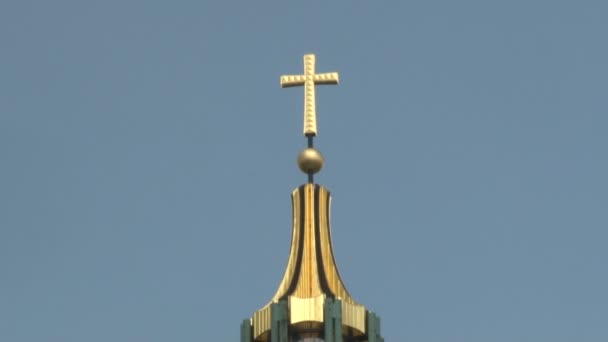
[297,148,324,174]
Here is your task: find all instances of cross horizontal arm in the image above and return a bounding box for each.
[312,72,339,85]
[281,75,307,88]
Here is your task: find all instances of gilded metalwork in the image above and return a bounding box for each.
[289,295,325,325]
[251,185,366,340]
[297,148,324,174]
[252,306,271,340]
[281,54,339,137]
[341,301,366,337]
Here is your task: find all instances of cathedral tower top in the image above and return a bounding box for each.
[240,54,384,342]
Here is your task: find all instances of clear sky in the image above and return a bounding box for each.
[1,1,607,341]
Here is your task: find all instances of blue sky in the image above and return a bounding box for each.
[1,1,607,341]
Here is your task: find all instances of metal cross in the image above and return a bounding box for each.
[281,54,339,137]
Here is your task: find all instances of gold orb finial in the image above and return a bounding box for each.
[297,148,324,174]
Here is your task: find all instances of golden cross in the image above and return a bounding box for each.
[281,54,339,137]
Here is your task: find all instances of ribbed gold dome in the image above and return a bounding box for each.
[250,184,366,341]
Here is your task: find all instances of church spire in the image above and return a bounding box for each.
[241,54,384,342]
